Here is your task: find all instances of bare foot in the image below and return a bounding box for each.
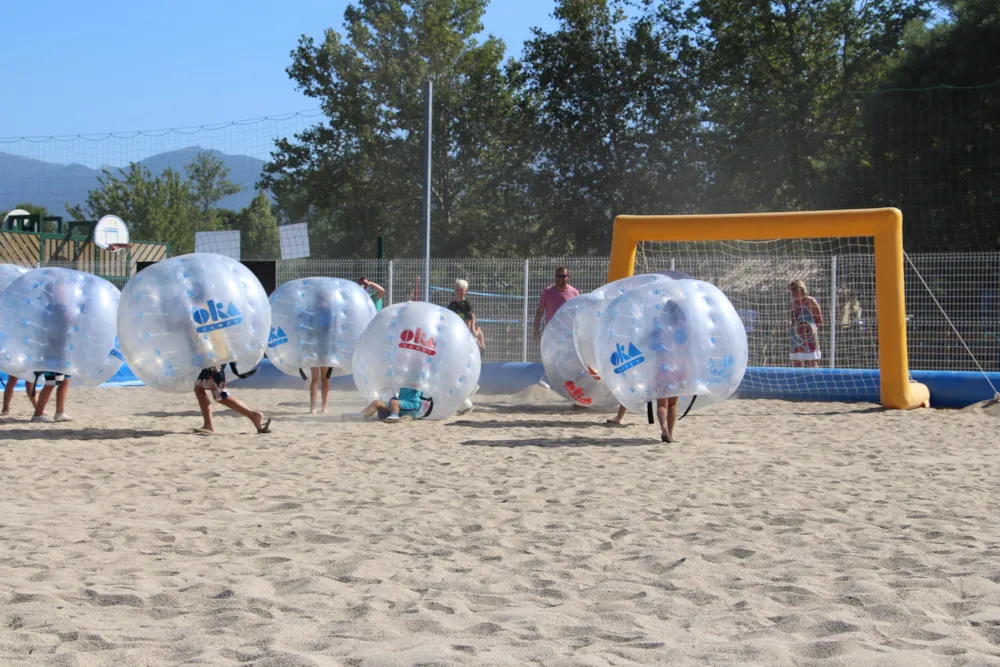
[310,408,317,415]
[251,412,272,434]
[321,406,328,414]
[0,410,9,418]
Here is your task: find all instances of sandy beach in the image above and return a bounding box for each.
[1,386,999,666]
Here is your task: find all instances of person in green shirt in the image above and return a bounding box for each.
[357,277,385,311]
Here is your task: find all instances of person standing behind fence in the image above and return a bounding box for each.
[533,267,579,341]
[357,277,385,311]
[448,279,486,351]
[789,279,823,367]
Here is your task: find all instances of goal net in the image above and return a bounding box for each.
[636,237,880,402]
[607,209,930,409]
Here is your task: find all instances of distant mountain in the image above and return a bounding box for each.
[0,147,266,217]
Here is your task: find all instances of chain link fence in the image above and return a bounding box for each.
[253,253,1000,370]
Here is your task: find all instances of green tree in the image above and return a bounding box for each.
[67,163,203,254]
[262,0,533,257]
[517,0,703,254]
[688,0,928,212]
[857,0,1000,249]
[185,152,243,216]
[233,191,280,258]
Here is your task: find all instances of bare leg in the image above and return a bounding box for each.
[606,403,627,424]
[53,379,70,419]
[33,385,55,418]
[388,398,401,416]
[217,396,267,432]
[194,384,214,432]
[26,380,36,408]
[2,378,15,415]
[309,367,320,414]
[361,400,387,419]
[320,369,330,413]
[656,397,679,442]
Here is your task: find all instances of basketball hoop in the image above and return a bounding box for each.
[93,215,130,251]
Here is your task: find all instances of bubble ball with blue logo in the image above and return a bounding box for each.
[593,277,748,414]
[541,294,614,408]
[0,267,123,387]
[573,274,668,382]
[117,253,270,392]
[351,301,481,419]
[267,277,377,378]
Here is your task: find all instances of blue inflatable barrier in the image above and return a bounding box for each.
[3,363,996,408]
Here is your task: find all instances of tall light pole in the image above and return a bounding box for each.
[422,79,433,302]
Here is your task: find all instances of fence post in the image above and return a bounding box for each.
[522,259,530,363]
[387,260,394,306]
[670,258,676,272]
[830,255,838,369]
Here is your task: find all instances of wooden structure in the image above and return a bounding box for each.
[1,214,170,288]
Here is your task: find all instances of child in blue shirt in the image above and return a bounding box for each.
[356,387,424,422]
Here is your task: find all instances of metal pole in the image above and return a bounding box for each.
[830,255,838,369]
[522,260,530,362]
[387,260,394,306]
[422,79,433,303]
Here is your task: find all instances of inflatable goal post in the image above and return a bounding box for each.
[607,208,930,410]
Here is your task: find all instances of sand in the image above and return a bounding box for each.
[1,386,999,666]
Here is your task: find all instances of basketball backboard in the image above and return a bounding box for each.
[93,215,130,250]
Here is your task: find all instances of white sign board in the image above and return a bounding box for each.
[279,223,310,260]
[194,230,241,260]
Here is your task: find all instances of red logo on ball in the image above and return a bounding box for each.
[399,328,437,355]
[563,380,592,405]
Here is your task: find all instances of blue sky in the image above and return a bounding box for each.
[2,0,558,139]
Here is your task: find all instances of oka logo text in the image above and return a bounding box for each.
[399,328,437,355]
[610,342,645,374]
[563,380,592,405]
[268,326,289,348]
[193,300,243,333]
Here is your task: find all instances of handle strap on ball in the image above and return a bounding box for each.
[298,368,307,381]
[647,402,654,424]
[679,395,697,421]
[230,362,259,380]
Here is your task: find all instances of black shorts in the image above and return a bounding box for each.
[197,368,229,401]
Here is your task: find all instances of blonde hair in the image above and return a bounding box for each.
[455,279,469,291]
[789,279,808,296]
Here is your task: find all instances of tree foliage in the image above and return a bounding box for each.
[74,0,1000,256]
[232,190,281,258]
[68,152,246,254]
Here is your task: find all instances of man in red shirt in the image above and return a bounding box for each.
[533,266,580,341]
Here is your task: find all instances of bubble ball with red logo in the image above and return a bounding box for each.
[594,278,748,415]
[572,274,668,384]
[540,293,614,408]
[0,267,123,387]
[351,301,481,419]
[267,277,377,378]
[117,253,271,392]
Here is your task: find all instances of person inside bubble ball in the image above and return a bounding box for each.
[1,375,37,418]
[357,277,385,312]
[354,387,424,423]
[32,283,75,423]
[605,300,688,443]
[194,366,272,435]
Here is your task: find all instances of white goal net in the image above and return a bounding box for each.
[637,237,881,401]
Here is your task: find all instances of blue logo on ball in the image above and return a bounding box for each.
[193,299,243,333]
[611,342,646,374]
[268,326,289,348]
